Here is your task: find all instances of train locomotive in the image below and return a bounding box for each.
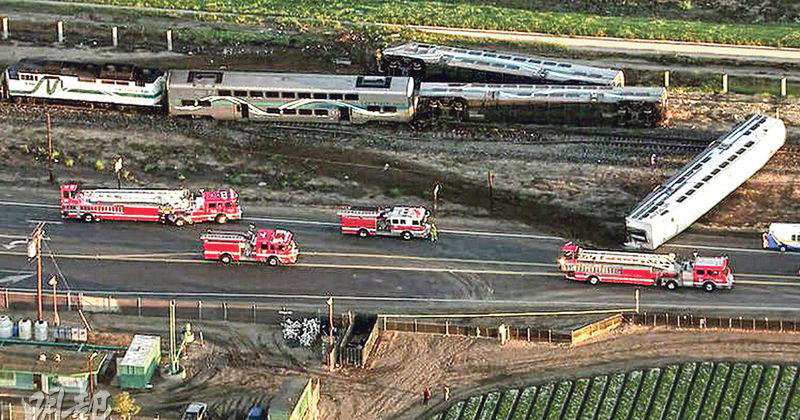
[1,51,667,127]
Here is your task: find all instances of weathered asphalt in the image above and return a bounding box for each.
[0,189,799,318]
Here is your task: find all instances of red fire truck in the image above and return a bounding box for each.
[201,228,298,266]
[60,183,242,226]
[339,205,431,240]
[558,242,734,292]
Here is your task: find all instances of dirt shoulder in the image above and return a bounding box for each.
[344,327,800,420]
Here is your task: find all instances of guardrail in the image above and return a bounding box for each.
[626,312,800,333]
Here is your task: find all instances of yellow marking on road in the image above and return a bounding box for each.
[301,251,552,267]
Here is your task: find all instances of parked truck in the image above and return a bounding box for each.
[60,183,241,226]
[201,227,298,266]
[558,242,734,292]
[338,205,431,240]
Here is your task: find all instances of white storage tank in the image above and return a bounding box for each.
[18,318,32,340]
[0,315,12,339]
[34,320,48,341]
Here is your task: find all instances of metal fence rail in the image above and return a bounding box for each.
[626,312,800,333]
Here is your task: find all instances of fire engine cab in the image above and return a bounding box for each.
[338,205,431,240]
[60,183,242,226]
[558,242,734,292]
[201,228,298,266]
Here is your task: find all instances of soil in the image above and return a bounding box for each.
[6,309,800,420]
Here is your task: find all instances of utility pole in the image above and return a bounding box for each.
[432,183,441,216]
[46,113,54,184]
[114,157,123,189]
[48,275,59,326]
[327,296,334,372]
[487,170,494,214]
[27,223,45,322]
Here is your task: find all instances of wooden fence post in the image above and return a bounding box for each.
[2,17,8,41]
[721,74,728,94]
[445,321,449,336]
[252,303,256,323]
[112,26,118,47]
[781,78,787,97]
[137,297,142,317]
[166,29,173,51]
[197,300,202,320]
[57,20,64,43]
[223,302,228,321]
[2,289,7,309]
[527,327,531,341]
[664,71,670,88]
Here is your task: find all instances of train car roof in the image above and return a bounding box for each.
[626,114,786,228]
[9,58,163,83]
[382,42,624,86]
[168,69,413,94]
[419,83,666,103]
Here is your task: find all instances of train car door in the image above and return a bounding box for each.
[339,107,350,122]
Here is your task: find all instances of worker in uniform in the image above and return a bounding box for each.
[429,220,439,243]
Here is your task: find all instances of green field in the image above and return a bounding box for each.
[57,0,800,48]
[428,362,800,420]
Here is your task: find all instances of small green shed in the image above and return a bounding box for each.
[117,334,161,389]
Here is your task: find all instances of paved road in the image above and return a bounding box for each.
[7,0,800,63]
[1,191,799,318]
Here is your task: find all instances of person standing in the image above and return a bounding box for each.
[423,386,432,406]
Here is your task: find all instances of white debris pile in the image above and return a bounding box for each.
[281,317,321,347]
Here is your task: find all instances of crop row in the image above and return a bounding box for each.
[429,362,800,420]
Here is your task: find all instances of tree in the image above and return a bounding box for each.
[111,392,141,420]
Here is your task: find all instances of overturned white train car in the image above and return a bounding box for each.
[379,42,624,86]
[625,114,786,249]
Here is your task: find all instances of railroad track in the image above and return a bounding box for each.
[0,100,709,151]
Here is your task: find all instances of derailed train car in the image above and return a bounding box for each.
[0,58,165,107]
[379,42,625,87]
[418,83,668,127]
[625,114,786,249]
[167,70,416,124]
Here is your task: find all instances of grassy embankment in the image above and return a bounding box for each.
[57,0,800,48]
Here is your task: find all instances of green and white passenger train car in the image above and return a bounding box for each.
[166,70,416,124]
[1,59,165,107]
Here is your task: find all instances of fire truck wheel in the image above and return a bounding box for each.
[401,231,413,241]
[703,282,715,293]
[358,229,369,238]
[587,276,599,286]
[665,280,678,291]
[220,254,232,264]
[268,256,279,267]
[216,214,228,224]
[780,245,787,252]
[174,217,186,227]
[82,214,94,223]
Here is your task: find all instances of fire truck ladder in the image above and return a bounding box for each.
[337,206,383,217]
[578,249,676,271]
[201,230,253,241]
[83,189,189,207]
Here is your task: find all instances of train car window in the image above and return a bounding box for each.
[528,59,541,63]
[701,157,711,163]
[198,100,211,107]
[329,93,343,100]
[736,148,746,154]
[298,109,312,115]
[102,81,116,85]
[484,53,497,57]
[794,235,798,241]
[234,90,247,97]
[298,92,312,99]
[497,55,511,59]
[382,106,397,113]
[314,109,328,116]
[345,94,359,101]
[543,61,557,65]
[513,57,527,62]
[727,155,738,162]
[218,90,232,96]
[744,141,755,147]
[116,81,129,85]
[367,105,381,112]
[356,76,392,89]
[676,196,687,203]
[711,169,721,175]
[702,175,712,182]
[468,51,481,55]
[266,108,280,114]
[266,92,280,98]
[696,269,705,275]
[281,92,296,98]
[685,189,695,196]
[558,63,572,67]
[181,100,196,106]
[282,109,297,115]
[694,183,703,189]
[135,81,145,87]
[249,91,263,98]
[313,93,327,99]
